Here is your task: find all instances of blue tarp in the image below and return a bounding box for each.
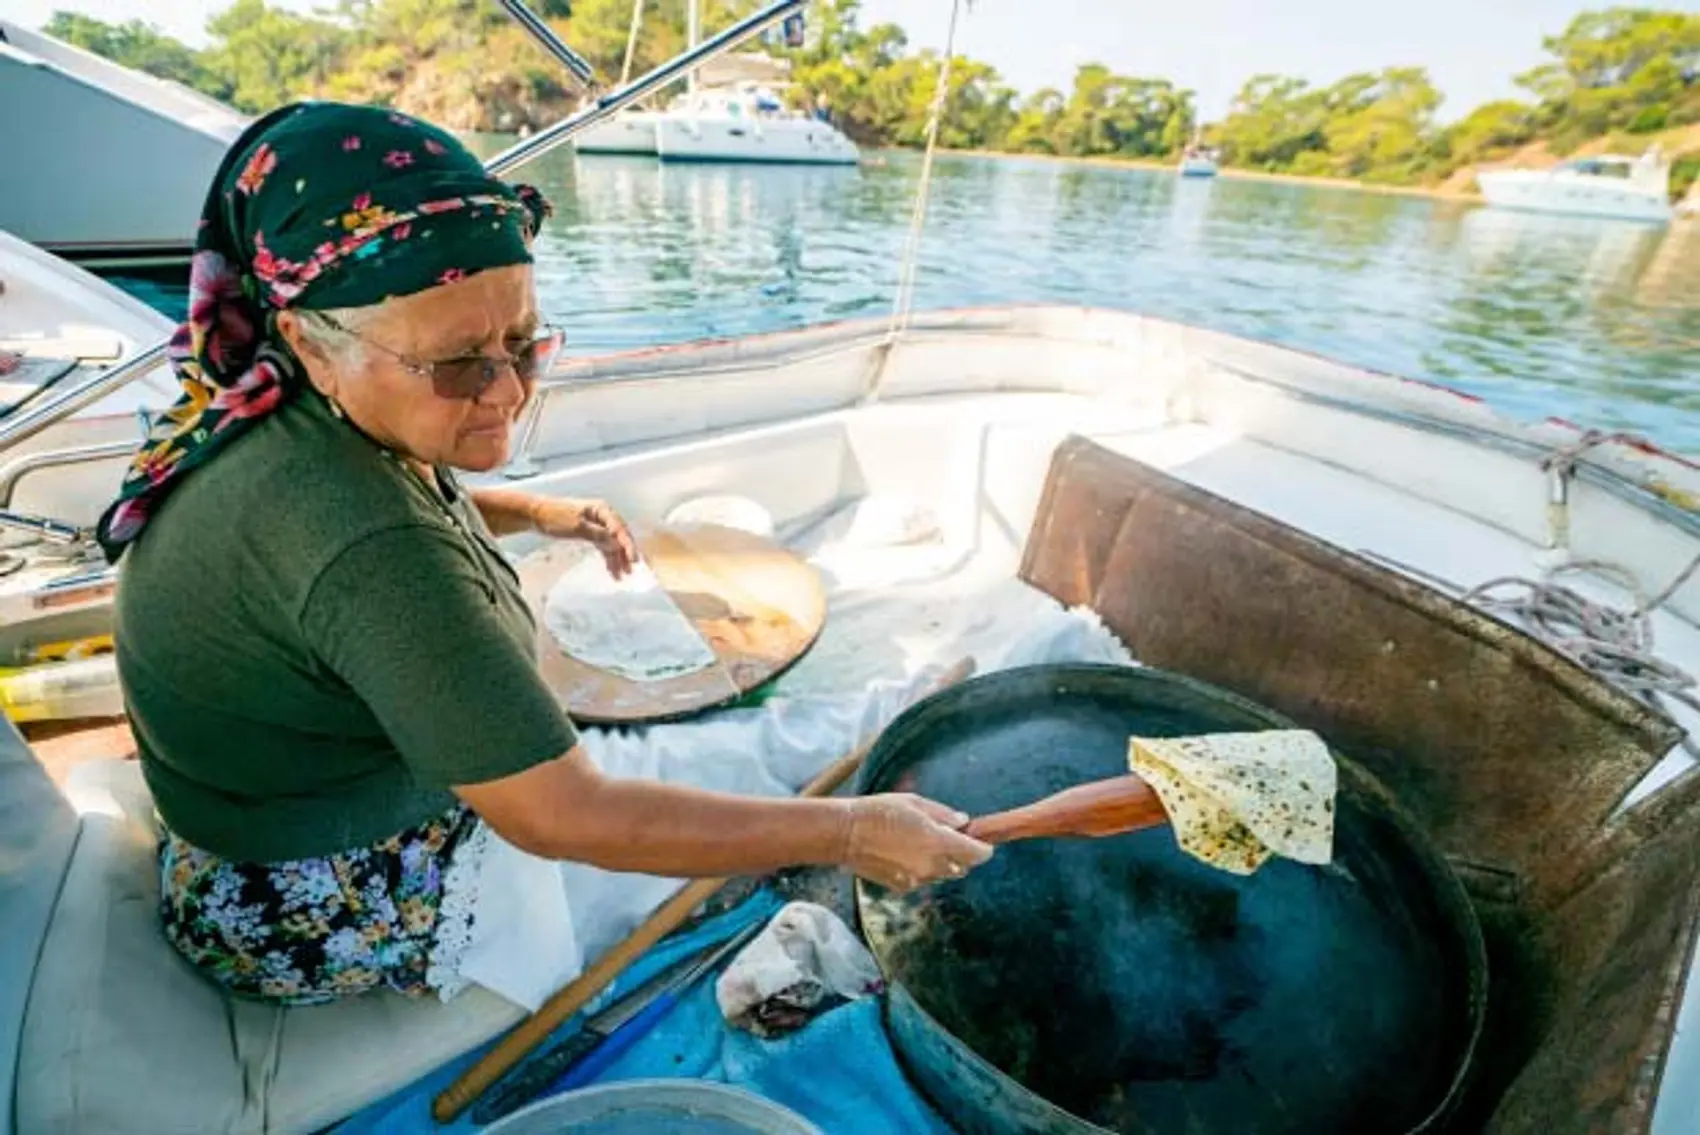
[333,889,954,1135]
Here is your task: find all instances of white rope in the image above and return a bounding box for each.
[886,0,967,341]
[1462,553,1700,715]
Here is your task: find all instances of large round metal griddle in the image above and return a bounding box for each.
[518,523,826,726]
[853,663,1487,1135]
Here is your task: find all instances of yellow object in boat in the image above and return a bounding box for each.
[17,632,115,665]
[0,655,124,723]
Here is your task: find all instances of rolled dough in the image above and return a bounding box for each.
[542,545,719,682]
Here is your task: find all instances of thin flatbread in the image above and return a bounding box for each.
[542,546,718,682]
[1127,730,1337,876]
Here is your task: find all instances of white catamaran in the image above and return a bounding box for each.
[2,3,1698,1134]
[573,0,859,165]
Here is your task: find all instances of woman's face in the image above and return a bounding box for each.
[289,264,541,471]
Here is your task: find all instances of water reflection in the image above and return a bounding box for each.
[113,136,1700,451]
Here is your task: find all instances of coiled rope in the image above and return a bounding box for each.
[1462,554,1700,715]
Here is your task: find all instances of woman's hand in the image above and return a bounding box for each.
[839,794,994,894]
[533,497,639,578]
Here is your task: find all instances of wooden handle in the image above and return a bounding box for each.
[963,773,1170,846]
[433,654,977,1122]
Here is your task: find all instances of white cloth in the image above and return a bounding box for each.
[451,578,1140,1012]
[714,901,882,1037]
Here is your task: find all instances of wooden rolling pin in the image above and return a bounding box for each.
[962,773,1170,845]
[433,655,977,1123]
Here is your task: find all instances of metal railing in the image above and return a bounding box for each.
[0,341,167,454]
[493,0,596,87]
[0,438,138,507]
[0,0,806,459]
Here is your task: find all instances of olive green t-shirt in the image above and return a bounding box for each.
[114,391,578,864]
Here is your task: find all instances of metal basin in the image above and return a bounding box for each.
[853,663,1487,1135]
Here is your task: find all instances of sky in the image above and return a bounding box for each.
[9,0,1700,121]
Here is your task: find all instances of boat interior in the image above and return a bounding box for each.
[4,0,1700,1128]
[3,301,1700,1133]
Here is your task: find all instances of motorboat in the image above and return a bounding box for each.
[0,20,247,270]
[2,3,1698,1133]
[5,292,1700,1133]
[1177,142,1219,178]
[1476,147,1674,224]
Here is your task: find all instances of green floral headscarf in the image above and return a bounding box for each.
[94,100,552,562]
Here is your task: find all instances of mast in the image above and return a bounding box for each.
[619,0,644,87]
[686,0,700,94]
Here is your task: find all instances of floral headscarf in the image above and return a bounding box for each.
[94,101,553,562]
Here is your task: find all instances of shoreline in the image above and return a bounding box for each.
[927,147,1482,202]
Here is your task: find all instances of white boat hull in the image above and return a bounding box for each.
[655,115,858,164]
[572,112,660,156]
[1477,168,1672,224]
[1178,157,1218,178]
[0,21,245,267]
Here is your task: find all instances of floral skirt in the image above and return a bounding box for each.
[158,804,488,1006]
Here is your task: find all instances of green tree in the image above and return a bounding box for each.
[199,0,352,114]
[1517,8,1700,149]
[1438,99,1540,166]
[34,0,1700,192]
[42,11,228,100]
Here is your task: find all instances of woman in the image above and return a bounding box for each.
[104,101,991,1007]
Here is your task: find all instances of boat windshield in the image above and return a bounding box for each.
[1558,158,1634,179]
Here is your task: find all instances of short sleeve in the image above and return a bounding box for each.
[300,524,578,788]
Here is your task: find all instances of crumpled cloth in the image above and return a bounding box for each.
[715,901,884,1038]
[1128,730,1338,876]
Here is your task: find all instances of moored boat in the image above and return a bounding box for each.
[0,19,247,271]
[1476,147,1674,224]
[1177,144,1219,178]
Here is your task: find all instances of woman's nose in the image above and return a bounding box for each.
[478,360,527,410]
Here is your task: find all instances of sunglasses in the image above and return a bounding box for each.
[313,312,564,401]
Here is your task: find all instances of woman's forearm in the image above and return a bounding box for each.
[541,778,854,876]
[456,749,853,876]
[455,747,992,892]
[469,487,541,537]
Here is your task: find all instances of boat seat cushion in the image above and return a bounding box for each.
[0,718,80,1135]
[17,759,526,1135]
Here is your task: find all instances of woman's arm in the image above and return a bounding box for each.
[471,488,637,576]
[455,745,992,892]
[469,486,545,537]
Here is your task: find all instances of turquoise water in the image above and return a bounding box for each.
[105,146,1700,452]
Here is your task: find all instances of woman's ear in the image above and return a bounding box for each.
[275,310,320,363]
[274,310,341,399]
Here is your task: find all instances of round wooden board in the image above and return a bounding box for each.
[518,523,827,726]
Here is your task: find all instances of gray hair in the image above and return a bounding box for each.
[291,304,386,366]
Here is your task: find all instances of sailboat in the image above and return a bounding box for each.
[570,0,664,155]
[574,0,859,164]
